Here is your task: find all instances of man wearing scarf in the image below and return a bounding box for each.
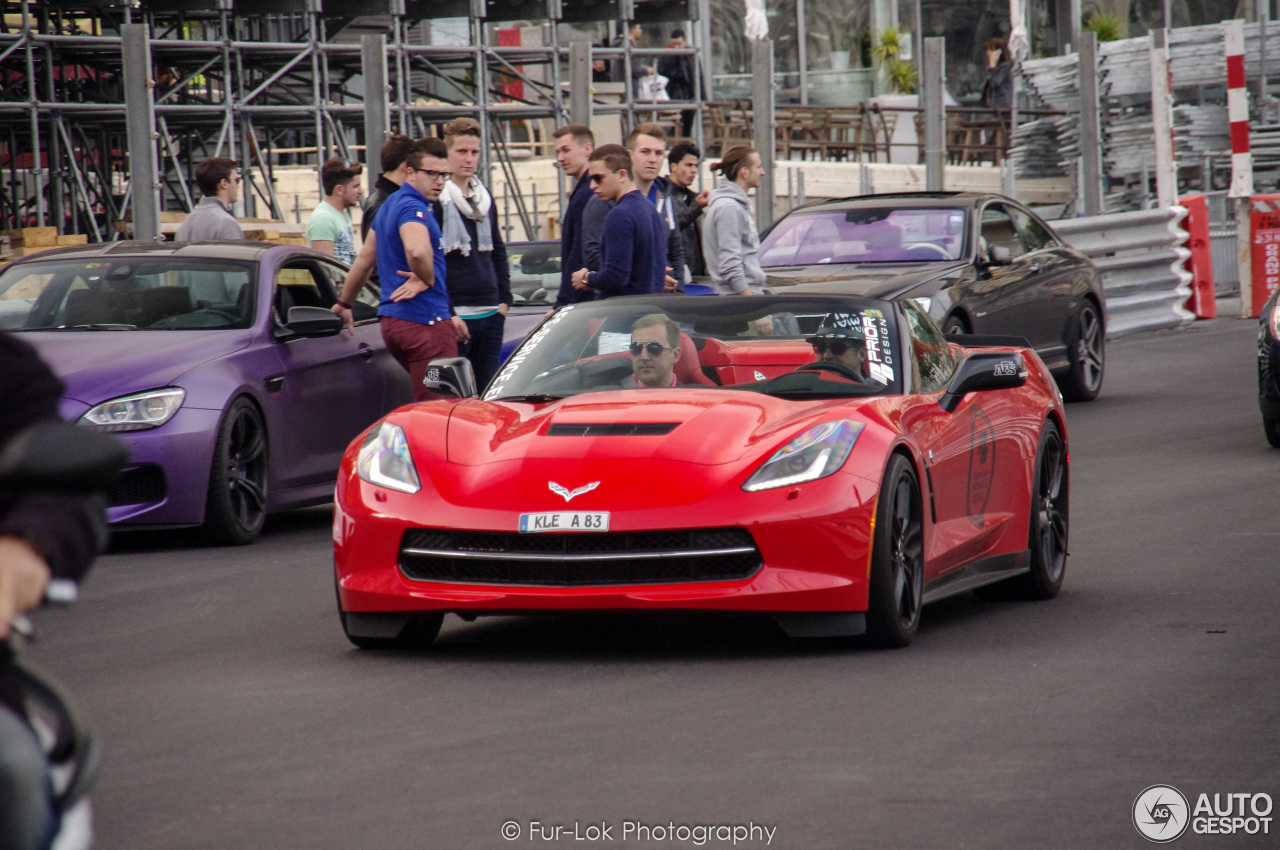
[431,118,511,392]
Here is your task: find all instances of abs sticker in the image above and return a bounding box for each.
[966,405,996,527]
[993,360,1018,377]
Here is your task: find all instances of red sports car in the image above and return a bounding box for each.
[333,294,1068,649]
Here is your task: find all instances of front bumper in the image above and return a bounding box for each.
[100,407,223,526]
[334,468,879,615]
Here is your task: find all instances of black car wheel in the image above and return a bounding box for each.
[1265,417,1280,448]
[865,454,924,648]
[942,314,969,336]
[977,420,1068,600]
[1058,301,1105,402]
[202,397,268,545]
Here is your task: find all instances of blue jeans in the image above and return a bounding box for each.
[458,312,505,393]
[0,703,56,850]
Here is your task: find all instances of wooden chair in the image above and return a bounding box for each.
[824,105,868,161]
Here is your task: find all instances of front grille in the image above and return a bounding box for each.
[547,422,680,437]
[105,465,166,507]
[399,527,762,586]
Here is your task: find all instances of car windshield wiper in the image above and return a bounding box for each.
[491,393,565,403]
[65,323,138,331]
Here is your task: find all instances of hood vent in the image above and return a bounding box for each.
[547,422,680,437]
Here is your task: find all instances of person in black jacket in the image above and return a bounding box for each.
[552,124,596,310]
[432,119,511,391]
[0,330,106,850]
[359,135,415,298]
[657,29,696,138]
[665,141,709,280]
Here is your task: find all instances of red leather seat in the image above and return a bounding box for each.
[675,333,716,385]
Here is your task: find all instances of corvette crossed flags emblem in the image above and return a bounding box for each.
[548,481,600,502]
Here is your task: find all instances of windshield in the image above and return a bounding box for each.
[506,242,557,307]
[759,207,967,266]
[0,258,256,331]
[485,295,901,401]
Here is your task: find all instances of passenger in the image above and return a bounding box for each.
[623,313,683,388]
[807,319,869,381]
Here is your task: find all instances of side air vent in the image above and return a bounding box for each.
[547,422,680,436]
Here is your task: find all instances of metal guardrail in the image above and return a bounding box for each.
[1049,207,1195,338]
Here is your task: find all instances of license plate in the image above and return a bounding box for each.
[518,512,610,533]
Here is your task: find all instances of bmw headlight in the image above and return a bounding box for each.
[356,421,421,494]
[78,387,185,432]
[742,420,864,492]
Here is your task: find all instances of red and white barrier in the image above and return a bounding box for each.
[1226,21,1253,199]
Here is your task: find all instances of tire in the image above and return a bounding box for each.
[1057,300,1104,402]
[978,420,1068,600]
[864,454,925,648]
[335,574,444,650]
[1265,417,1280,448]
[941,314,969,336]
[201,397,269,545]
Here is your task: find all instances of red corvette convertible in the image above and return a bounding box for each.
[333,294,1068,649]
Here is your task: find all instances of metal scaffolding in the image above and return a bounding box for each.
[0,0,704,241]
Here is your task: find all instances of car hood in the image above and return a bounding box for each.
[21,330,253,406]
[764,262,967,299]
[443,390,867,468]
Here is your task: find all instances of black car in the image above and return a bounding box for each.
[1259,288,1280,446]
[758,192,1107,402]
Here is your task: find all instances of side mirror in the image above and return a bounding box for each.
[284,306,343,338]
[422,357,478,399]
[938,352,1026,413]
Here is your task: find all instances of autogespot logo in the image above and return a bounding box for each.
[1134,785,1190,843]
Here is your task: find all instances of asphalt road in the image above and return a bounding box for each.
[24,307,1280,850]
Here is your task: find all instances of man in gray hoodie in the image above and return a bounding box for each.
[701,145,768,296]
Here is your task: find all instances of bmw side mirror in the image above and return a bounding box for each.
[422,357,478,399]
[284,306,343,338]
[939,352,1027,413]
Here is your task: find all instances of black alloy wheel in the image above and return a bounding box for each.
[202,397,269,545]
[1058,301,1105,402]
[1265,416,1280,448]
[979,420,1068,600]
[865,454,925,648]
[942,314,969,336]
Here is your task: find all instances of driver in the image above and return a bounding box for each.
[807,317,868,381]
[622,313,683,389]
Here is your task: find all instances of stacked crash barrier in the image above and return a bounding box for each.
[1049,207,1194,339]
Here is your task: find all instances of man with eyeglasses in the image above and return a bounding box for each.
[807,318,869,382]
[570,145,666,299]
[175,157,243,242]
[622,313,684,389]
[334,138,470,401]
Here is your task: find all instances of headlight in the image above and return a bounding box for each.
[912,296,932,314]
[78,387,184,432]
[356,421,421,494]
[742,420,864,492]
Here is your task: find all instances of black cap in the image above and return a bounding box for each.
[806,313,867,345]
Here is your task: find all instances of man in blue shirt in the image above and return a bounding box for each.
[334,138,470,401]
[569,145,666,298]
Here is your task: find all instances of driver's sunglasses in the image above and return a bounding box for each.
[629,341,674,356]
[812,341,855,357]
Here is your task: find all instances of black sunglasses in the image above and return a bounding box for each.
[812,340,859,357]
[588,170,618,184]
[629,341,674,356]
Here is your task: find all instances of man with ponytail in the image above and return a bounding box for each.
[702,145,769,296]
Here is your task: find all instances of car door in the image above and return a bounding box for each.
[969,202,1047,343]
[1008,204,1077,367]
[316,258,412,410]
[264,257,386,489]
[897,301,1017,578]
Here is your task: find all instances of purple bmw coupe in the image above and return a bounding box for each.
[0,240,411,544]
